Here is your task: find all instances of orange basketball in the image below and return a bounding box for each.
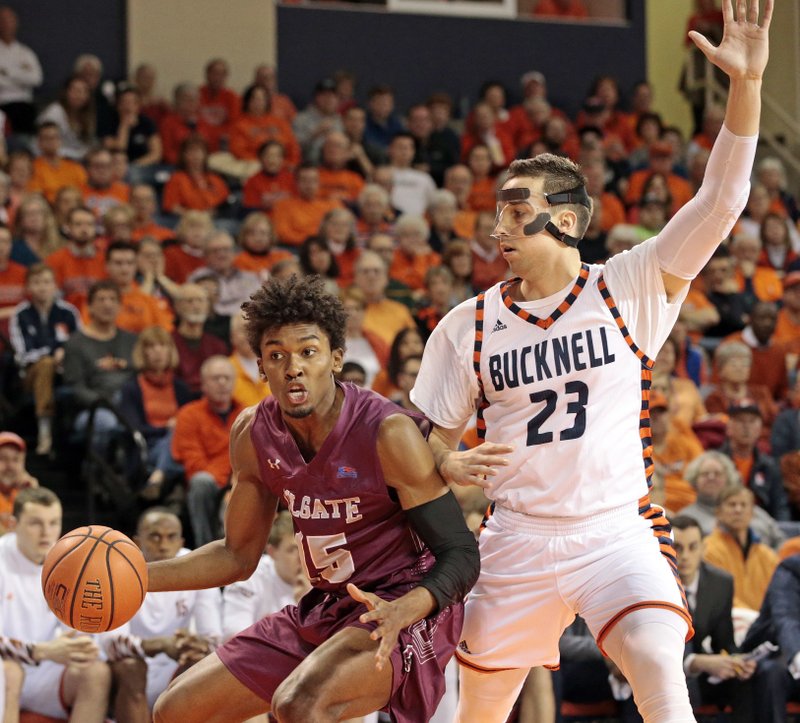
[41,526,148,633]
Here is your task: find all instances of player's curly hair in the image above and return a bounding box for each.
[242,274,347,356]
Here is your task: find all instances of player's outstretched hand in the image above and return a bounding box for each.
[347,583,416,672]
[440,442,514,489]
[689,0,771,81]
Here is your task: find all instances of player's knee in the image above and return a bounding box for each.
[619,623,682,675]
[111,656,148,692]
[272,678,321,722]
[153,686,184,723]
[72,659,113,694]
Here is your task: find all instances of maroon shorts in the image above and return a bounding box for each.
[217,584,464,722]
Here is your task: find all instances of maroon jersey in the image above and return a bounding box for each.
[250,382,433,594]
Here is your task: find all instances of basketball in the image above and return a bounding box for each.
[41,526,148,633]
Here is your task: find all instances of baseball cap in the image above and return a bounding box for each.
[314,78,337,94]
[521,70,546,88]
[649,391,669,411]
[728,398,761,417]
[0,431,25,451]
[784,271,800,290]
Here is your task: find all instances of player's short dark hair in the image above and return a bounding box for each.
[507,154,592,237]
[13,487,60,519]
[242,275,346,356]
[670,515,703,535]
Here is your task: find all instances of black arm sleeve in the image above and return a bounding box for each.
[405,490,480,612]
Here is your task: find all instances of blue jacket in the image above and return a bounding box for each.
[742,554,800,662]
[9,300,80,366]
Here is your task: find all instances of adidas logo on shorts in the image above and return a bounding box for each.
[492,320,508,332]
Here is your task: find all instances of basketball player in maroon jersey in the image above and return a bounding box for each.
[146,274,479,723]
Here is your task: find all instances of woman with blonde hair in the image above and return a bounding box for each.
[10,193,61,265]
[233,211,292,280]
[119,326,193,498]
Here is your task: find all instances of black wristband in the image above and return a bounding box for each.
[405,491,480,611]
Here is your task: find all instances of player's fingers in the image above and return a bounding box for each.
[359,608,384,624]
[761,0,773,29]
[688,31,716,59]
[475,443,515,455]
[347,583,377,610]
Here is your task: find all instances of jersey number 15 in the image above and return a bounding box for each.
[295,531,355,584]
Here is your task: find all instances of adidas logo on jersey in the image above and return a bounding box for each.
[492,320,508,332]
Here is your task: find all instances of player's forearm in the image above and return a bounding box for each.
[393,586,437,627]
[723,76,762,138]
[147,539,257,592]
[429,425,462,475]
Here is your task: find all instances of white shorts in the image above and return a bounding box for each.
[20,661,68,718]
[456,502,692,671]
[146,654,180,710]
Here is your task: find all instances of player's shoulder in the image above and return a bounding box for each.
[432,294,481,344]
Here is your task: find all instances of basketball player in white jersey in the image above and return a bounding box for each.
[0,487,111,723]
[411,2,772,721]
[105,509,222,723]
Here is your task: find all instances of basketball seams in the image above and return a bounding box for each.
[66,527,115,629]
[41,533,94,591]
[104,544,117,631]
[108,540,146,604]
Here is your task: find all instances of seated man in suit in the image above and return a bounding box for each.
[672,514,755,721]
[742,553,800,723]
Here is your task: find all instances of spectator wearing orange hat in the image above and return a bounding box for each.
[0,431,38,534]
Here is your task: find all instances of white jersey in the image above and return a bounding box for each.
[0,533,63,643]
[412,239,688,518]
[222,554,295,641]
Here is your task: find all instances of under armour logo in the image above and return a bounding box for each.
[267,458,281,470]
[492,320,507,332]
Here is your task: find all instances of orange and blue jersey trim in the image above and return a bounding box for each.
[473,290,489,441]
[500,263,590,329]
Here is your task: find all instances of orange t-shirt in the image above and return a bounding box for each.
[159,113,218,165]
[242,169,296,212]
[453,210,478,240]
[732,454,754,488]
[733,266,783,303]
[29,157,88,203]
[318,167,365,204]
[198,85,240,149]
[162,171,229,213]
[467,177,498,213]
[234,248,295,276]
[80,283,173,334]
[132,221,175,244]
[625,170,693,215]
[389,249,442,291]
[774,309,800,345]
[82,182,130,220]
[600,192,626,233]
[228,114,300,166]
[45,245,107,308]
[0,261,27,309]
[272,197,341,247]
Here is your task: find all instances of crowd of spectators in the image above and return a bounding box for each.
[2,0,800,720]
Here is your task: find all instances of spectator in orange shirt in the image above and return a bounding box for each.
[0,432,38,534]
[721,302,788,402]
[132,62,170,127]
[583,158,626,233]
[10,193,61,266]
[533,0,588,18]
[242,140,295,214]
[317,131,365,204]
[389,214,441,293]
[162,137,229,215]
[159,83,216,166]
[465,145,498,213]
[233,212,292,280]
[353,250,415,347]
[314,207,361,288]
[45,205,107,308]
[96,241,173,333]
[627,173,672,226]
[414,265,454,343]
[171,354,243,545]
[28,122,87,204]
[341,285,389,389]
[651,336,707,429]
[251,64,297,123]
[371,326,425,402]
[82,147,130,221]
[354,183,394,243]
[271,164,340,248]
[774,272,800,346]
[51,184,82,234]
[442,239,475,306]
[101,204,136,247]
[444,164,478,240]
[758,212,799,274]
[427,189,461,254]
[627,112,665,170]
[228,310,270,408]
[626,142,693,214]
[688,104,725,157]
[162,210,213,284]
[298,236,341,298]
[7,149,32,221]
[215,86,300,181]
[471,211,508,292]
[756,156,799,223]
[130,183,174,243]
[730,232,782,303]
[136,236,181,308]
[198,58,240,153]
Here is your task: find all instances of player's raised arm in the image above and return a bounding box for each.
[348,413,479,669]
[147,407,278,592]
[653,0,771,300]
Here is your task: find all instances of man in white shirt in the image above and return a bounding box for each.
[222,510,302,641]
[105,508,222,723]
[387,133,435,216]
[0,487,111,722]
[0,7,42,135]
